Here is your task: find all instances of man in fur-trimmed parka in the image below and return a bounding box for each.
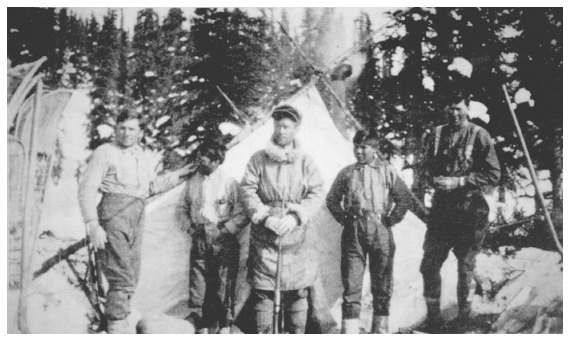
[240,104,325,334]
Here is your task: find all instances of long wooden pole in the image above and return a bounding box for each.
[323,9,413,72]
[501,85,563,256]
[216,86,251,124]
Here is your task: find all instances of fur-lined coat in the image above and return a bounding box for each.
[240,139,324,291]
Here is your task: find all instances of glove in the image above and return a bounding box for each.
[264,216,281,234]
[278,215,298,235]
[433,176,465,191]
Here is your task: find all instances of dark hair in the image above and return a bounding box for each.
[116,109,146,129]
[353,129,381,147]
[441,81,472,106]
[195,139,227,164]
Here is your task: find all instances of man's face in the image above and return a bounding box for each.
[273,117,299,147]
[197,153,219,175]
[354,143,376,165]
[116,118,143,148]
[445,100,469,127]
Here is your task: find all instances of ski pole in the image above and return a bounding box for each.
[501,85,563,257]
[85,224,107,333]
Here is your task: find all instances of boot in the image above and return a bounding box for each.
[447,302,471,333]
[341,318,359,334]
[416,298,445,334]
[370,315,389,334]
[107,319,128,334]
[197,327,209,334]
[218,326,231,334]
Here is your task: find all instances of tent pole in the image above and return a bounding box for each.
[216,86,252,124]
[501,84,563,257]
[278,23,360,129]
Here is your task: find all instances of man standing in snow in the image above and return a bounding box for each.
[240,104,325,334]
[78,110,193,334]
[419,89,500,333]
[181,139,248,334]
[326,129,429,334]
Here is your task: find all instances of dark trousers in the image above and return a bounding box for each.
[253,288,309,334]
[97,193,145,321]
[420,189,489,307]
[188,228,240,330]
[341,214,395,319]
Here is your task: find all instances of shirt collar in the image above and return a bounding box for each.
[357,158,383,169]
[114,142,143,155]
[201,167,222,180]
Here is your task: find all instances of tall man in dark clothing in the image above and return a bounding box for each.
[419,90,500,333]
[327,130,429,334]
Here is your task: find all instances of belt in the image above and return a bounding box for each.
[102,192,145,201]
[266,201,294,207]
[192,222,226,230]
[345,209,384,220]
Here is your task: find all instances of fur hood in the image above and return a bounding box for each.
[264,138,302,163]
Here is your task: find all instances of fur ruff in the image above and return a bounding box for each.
[264,138,302,163]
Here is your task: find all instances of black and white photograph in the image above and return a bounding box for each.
[6,3,564,334]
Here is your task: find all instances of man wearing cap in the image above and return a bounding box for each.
[240,104,325,334]
[418,89,500,333]
[79,110,194,333]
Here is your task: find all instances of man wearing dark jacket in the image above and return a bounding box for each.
[419,90,500,333]
[327,129,428,334]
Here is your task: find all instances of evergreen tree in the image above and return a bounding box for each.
[117,10,129,95]
[299,8,320,65]
[178,8,272,162]
[130,8,162,113]
[88,9,122,149]
[152,8,193,157]
[7,7,59,86]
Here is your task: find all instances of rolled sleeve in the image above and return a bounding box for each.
[78,146,109,223]
[149,172,180,196]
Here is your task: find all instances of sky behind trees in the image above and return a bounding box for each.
[68,7,397,37]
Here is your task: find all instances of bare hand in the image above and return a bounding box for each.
[87,221,107,250]
[264,216,281,234]
[177,163,198,178]
[205,224,221,244]
[277,215,298,235]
